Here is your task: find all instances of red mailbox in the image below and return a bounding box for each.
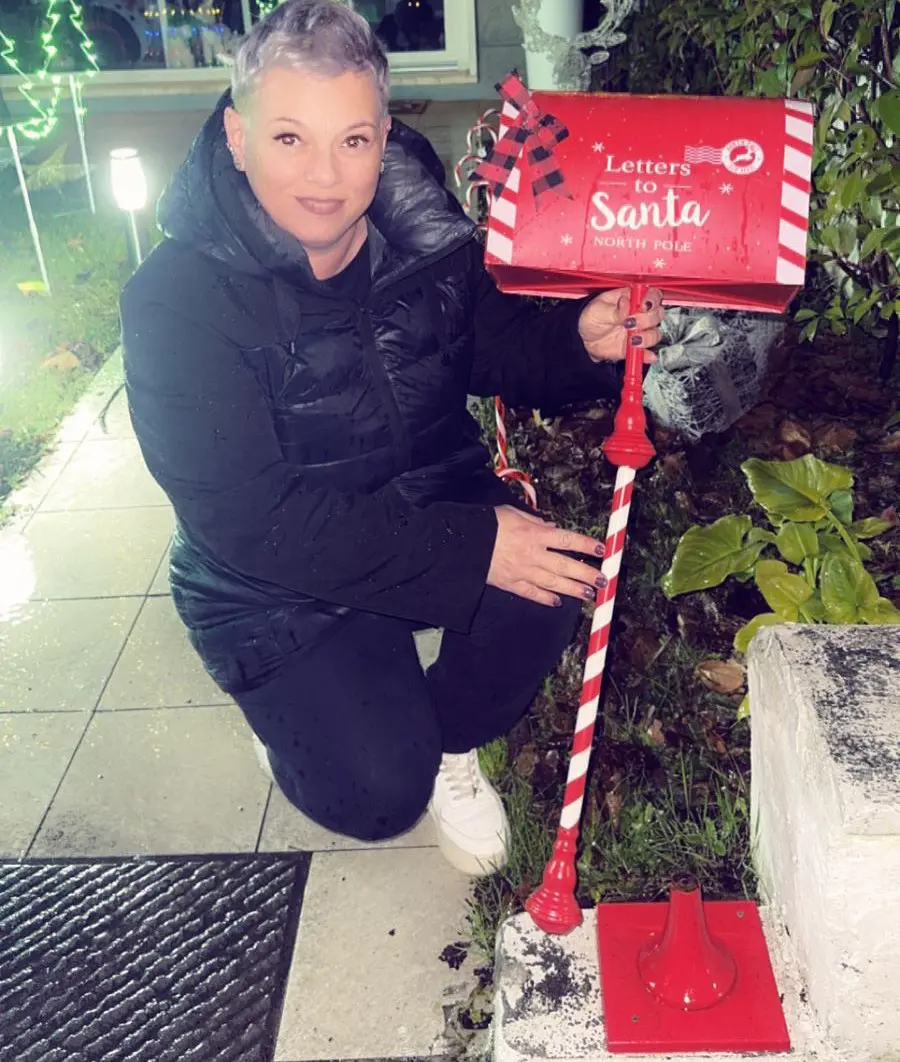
[476,77,806,1054]
[481,88,814,313]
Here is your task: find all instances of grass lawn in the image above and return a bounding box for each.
[0,165,142,510]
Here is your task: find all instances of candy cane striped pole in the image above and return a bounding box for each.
[494,395,538,509]
[526,284,656,935]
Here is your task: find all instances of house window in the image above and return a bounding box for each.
[36,0,477,81]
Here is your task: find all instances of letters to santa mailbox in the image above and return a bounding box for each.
[481,87,815,314]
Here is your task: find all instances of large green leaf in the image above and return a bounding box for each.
[741,456,853,522]
[755,559,814,613]
[661,515,764,598]
[804,593,827,622]
[775,523,819,564]
[734,611,792,654]
[875,90,900,137]
[819,552,880,622]
[830,489,853,525]
[818,533,872,562]
[859,598,900,624]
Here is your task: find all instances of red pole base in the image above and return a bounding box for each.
[638,883,737,1011]
[596,894,792,1053]
[525,826,582,935]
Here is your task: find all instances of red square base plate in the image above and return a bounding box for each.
[596,901,791,1054]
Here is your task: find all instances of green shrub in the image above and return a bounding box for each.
[628,0,900,376]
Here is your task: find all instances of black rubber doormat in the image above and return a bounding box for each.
[0,854,310,1062]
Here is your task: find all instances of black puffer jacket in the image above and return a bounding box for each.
[121,93,619,650]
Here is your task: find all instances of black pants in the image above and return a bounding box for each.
[229,589,581,842]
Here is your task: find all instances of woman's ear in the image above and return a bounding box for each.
[380,116,392,153]
[223,106,246,170]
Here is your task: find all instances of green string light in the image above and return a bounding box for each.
[1,0,99,139]
[0,25,60,140]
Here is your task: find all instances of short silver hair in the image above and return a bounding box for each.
[231,0,390,113]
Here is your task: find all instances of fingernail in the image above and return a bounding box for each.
[553,596,563,608]
[595,543,605,556]
[630,335,643,346]
[624,316,637,329]
[583,586,595,600]
[595,575,608,589]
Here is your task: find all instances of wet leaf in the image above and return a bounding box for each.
[662,515,765,598]
[660,452,688,480]
[859,598,900,623]
[709,731,728,755]
[674,490,698,518]
[813,423,857,454]
[778,419,812,450]
[514,744,538,779]
[628,628,663,671]
[741,455,853,522]
[830,489,853,525]
[848,517,893,539]
[40,351,81,372]
[646,719,666,746]
[696,659,746,693]
[819,552,880,622]
[870,431,900,453]
[16,280,48,295]
[755,559,813,613]
[775,523,819,564]
[734,612,789,653]
[604,784,625,832]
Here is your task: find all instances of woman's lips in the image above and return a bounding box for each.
[296,197,344,216]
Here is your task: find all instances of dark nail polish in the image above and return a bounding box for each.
[595,543,605,556]
[624,316,637,329]
[595,576,608,589]
[630,335,643,347]
[583,585,595,600]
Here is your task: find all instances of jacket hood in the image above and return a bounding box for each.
[157,91,475,280]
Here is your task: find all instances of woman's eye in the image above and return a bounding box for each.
[345,135,371,149]
[276,134,299,146]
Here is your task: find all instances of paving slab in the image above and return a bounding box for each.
[37,438,168,511]
[13,506,173,599]
[0,596,142,712]
[30,705,269,857]
[99,595,229,710]
[0,712,88,857]
[275,847,474,1061]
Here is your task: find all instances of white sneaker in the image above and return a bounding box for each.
[429,750,510,875]
[252,734,274,783]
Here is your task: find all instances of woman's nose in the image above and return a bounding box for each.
[304,149,340,188]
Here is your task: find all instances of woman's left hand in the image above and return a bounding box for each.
[578,287,665,365]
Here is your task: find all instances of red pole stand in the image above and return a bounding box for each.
[524,826,582,934]
[602,283,657,471]
[637,882,737,1010]
[596,883,792,1053]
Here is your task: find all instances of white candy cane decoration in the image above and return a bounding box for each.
[494,395,538,509]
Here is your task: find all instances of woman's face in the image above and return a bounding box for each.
[225,65,390,255]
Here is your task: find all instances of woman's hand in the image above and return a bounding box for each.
[578,287,665,365]
[487,506,606,607]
